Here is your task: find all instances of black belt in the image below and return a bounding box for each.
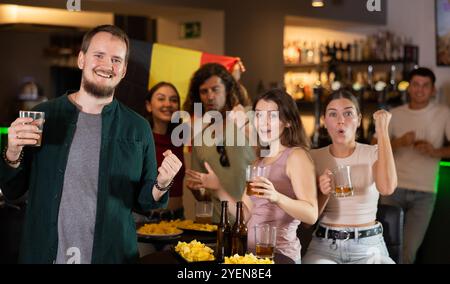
[315,224,383,240]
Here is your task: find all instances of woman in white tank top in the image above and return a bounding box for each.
[303,90,398,264]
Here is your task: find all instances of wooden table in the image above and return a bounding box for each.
[137,226,295,264]
[137,229,217,251]
[139,250,295,264]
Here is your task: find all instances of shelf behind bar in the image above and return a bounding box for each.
[285,59,417,69]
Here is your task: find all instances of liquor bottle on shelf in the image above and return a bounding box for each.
[343,43,351,62]
[313,42,321,64]
[363,65,375,101]
[324,41,332,63]
[231,201,248,256]
[363,37,371,61]
[397,80,409,105]
[330,42,337,62]
[357,39,364,62]
[386,65,398,103]
[284,42,298,64]
[353,83,367,144]
[216,201,231,262]
[319,43,326,64]
[350,41,356,62]
[301,41,309,64]
[310,84,332,149]
[374,80,388,109]
[344,66,353,89]
[336,42,343,61]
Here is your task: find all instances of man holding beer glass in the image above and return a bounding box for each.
[0,25,182,264]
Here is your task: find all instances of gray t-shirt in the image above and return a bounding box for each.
[56,112,101,264]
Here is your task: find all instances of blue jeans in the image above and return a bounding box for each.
[380,188,436,264]
[303,222,394,264]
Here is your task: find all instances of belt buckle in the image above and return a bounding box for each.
[341,230,350,241]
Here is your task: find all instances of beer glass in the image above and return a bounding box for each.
[195,201,213,224]
[19,111,45,147]
[245,165,270,196]
[333,165,353,197]
[254,224,277,259]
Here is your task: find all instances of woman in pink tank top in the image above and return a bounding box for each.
[186,89,318,263]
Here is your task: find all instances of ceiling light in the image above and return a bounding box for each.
[312,0,324,8]
[0,4,113,28]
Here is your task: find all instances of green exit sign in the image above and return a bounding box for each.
[180,22,201,39]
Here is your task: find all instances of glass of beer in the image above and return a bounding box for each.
[195,201,213,224]
[255,224,277,259]
[245,165,270,196]
[333,165,353,198]
[19,111,45,147]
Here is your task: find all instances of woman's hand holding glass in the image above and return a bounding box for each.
[318,169,333,196]
[249,176,280,203]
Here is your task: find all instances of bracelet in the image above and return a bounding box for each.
[2,146,24,165]
[154,179,174,191]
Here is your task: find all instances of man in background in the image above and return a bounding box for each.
[379,67,450,264]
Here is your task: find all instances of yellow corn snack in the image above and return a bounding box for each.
[137,221,182,235]
[137,219,217,236]
[175,240,215,262]
[175,219,218,232]
[224,253,274,264]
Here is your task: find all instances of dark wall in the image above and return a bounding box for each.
[0,29,51,126]
[114,39,152,117]
[104,0,386,25]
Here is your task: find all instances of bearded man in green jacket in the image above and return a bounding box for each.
[0,25,182,264]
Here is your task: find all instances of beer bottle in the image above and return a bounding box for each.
[216,201,231,262]
[231,201,248,256]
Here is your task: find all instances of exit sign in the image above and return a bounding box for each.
[180,22,201,39]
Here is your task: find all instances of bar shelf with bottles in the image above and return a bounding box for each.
[284,31,419,148]
[284,30,418,66]
[284,30,418,101]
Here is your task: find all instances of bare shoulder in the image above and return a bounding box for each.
[285,147,315,182]
[287,147,314,167]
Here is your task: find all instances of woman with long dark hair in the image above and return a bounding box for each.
[186,88,318,263]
